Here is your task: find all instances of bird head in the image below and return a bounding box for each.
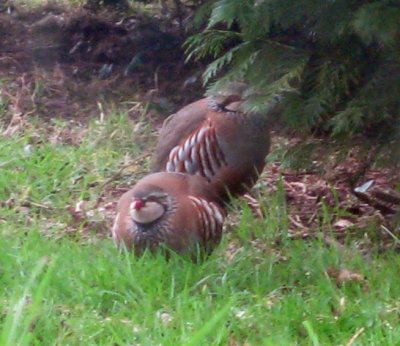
[129,190,168,224]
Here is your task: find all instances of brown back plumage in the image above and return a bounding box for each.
[150,84,270,201]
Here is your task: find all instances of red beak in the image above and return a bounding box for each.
[132,199,145,210]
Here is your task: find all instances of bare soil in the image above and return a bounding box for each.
[0,2,202,122]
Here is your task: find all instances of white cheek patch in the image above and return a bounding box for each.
[130,201,165,224]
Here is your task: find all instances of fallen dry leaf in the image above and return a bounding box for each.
[224,240,242,263]
[332,296,347,319]
[326,267,366,287]
[156,311,173,326]
[333,219,355,230]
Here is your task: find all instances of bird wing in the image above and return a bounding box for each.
[188,196,225,243]
[165,119,227,181]
[150,99,209,172]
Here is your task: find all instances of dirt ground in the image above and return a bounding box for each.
[0,2,203,121]
[1,3,399,249]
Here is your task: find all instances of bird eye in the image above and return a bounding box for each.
[147,192,167,200]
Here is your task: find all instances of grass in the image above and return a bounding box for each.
[1,112,400,345]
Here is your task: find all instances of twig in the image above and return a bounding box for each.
[288,215,308,229]
[381,225,400,245]
[322,235,345,251]
[353,190,396,215]
[372,188,400,205]
[28,201,53,209]
[345,327,365,346]
[0,159,17,168]
[242,193,263,219]
[0,45,62,54]
[307,208,319,225]
[173,0,184,37]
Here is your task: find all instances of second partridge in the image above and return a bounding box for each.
[151,83,271,201]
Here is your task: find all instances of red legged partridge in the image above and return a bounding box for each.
[150,82,271,202]
[112,172,226,256]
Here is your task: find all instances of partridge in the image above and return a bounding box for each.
[112,172,226,256]
[150,82,270,202]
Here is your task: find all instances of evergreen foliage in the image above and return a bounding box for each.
[185,0,400,166]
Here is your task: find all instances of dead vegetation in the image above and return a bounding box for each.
[258,136,400,248]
